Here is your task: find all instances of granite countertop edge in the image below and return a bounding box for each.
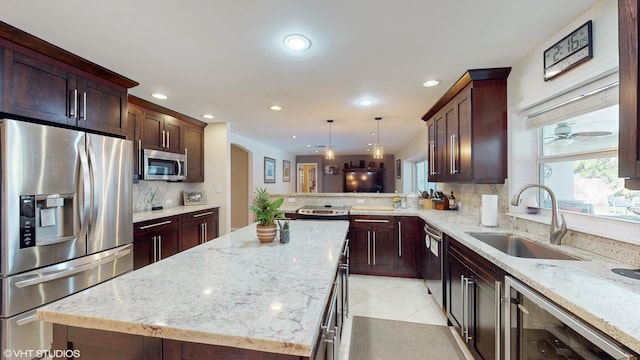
[37,221,349,357]
[133,204,221,223]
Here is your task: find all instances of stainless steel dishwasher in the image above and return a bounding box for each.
[424,222,444,310]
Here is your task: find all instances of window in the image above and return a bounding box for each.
[530,80,640,222]
[415,160,437,195]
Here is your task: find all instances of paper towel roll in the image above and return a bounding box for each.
[481,194,498,226]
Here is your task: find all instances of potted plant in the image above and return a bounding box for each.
[249,188,284,243]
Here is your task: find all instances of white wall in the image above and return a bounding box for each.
[508,0,618,198]
[394,121,428,194]
[229,132,296,195]
[204,123,231,235]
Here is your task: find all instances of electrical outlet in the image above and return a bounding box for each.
[165,199,172,206]
[356,199,365,204]
[288,198,296,203]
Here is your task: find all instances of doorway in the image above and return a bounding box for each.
[297,163,317,193]
[230,144,250,231]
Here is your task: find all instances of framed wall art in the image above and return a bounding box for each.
[283,160,291,182]
[264,157,276,183]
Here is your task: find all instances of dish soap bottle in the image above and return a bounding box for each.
[393,191,401,209]
[449,191,457,210]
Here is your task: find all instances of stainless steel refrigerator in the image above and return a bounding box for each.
[0,119,134,355]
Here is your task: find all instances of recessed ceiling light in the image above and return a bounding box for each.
[366,149,371,152]
[283,34,311,51]
[151,93,168,100]
[315,150,319,153]
[359,99,374,106]
[306,144,311,148]
[368,143,373,146]
[423,80,440,87]
[291,135,297,139]
[202,114,214,119]
[270,105,282,111]
[370,132,376,136]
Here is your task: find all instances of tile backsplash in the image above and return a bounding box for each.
[133,181,201,212]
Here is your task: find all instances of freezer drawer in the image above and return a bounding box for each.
[1,244,132,317]
[1,308,52,358]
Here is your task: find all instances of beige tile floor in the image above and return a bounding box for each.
[339,274,471,360]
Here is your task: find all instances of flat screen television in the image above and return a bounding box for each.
[343,171,383,193]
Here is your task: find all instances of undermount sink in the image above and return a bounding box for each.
[466,232,582,261]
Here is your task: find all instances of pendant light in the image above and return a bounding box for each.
[325,119,335,160]
[373,117,384,159]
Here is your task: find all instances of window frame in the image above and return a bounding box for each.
[509,71,640,246]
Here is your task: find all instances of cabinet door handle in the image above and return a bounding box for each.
[72,89,78,119]
[495,280,502,360]
[398,221,402,257]
[80,92,87,121]
[354,219,389,223]
[166,131,170,149]
[152,236,158,263]
[372,231,376,266]
[367,231,371,265]
[184,148,188,178]
[137,140,143,176]
[160,130,165,148]
[204,222,208,243]
[452,133,458,174]
[461,275,466,338]
[193,212,215,218]
[139,220,172,230]
[429,142,436,175]
[158,235,162,260]
[464,276,474,342]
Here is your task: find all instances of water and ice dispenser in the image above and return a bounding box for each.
[19,194,75,248]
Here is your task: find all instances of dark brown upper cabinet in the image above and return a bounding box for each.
[423,68,511,184]
[0,21,137,137]
[128,96,207,183]
[619,0,640,190]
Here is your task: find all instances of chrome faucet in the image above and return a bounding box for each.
[511,184,567,245]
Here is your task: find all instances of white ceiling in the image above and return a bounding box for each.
[2,0,599,156]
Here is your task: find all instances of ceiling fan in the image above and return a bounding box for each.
[545,122,612,144]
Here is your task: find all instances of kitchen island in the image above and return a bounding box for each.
[38,220,349,359]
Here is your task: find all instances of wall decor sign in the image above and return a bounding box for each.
[543,20,592,81]
[264,157,275,183]
[283,160,291,182]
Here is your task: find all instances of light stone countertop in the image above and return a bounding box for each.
[133,204,221,223]
[351,207,640,354]
[38,220,349,357]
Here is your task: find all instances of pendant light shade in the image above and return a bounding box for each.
[325,119,335,160]
[373,117,384,159]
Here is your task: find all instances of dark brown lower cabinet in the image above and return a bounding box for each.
[133,216,180,270]
[180,208,219,251]
[447,237,504,360]
[396,216,420,277]
[52,325,304,360]
[349,215,395,275]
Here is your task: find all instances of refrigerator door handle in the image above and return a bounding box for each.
[36,235,76,247]
[15,314,39,326]
[78,143,91,241]
[14,247,131,289]
[87,144,98,230]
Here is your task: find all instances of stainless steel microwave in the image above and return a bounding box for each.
[143,149,186,181]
